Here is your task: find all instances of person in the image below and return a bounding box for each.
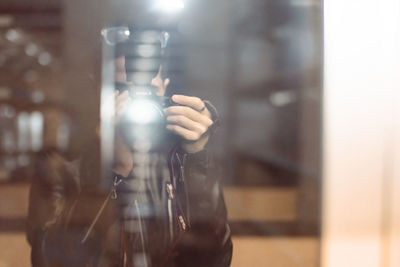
[26,26,232,267]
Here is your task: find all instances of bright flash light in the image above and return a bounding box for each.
[126,99,162,124]
[154,0,185,13]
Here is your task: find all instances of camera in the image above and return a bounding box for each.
[115,82,178,149]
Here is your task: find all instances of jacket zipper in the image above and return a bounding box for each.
[178,215,186,231]
[167,180,188,235]
[166,182,174,240]
[81,176,122,243]
[180,153,191,226]
[177,153,186,182]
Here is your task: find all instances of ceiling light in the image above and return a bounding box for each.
[154,0,185,13]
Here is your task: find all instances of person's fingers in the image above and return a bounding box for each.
[115,94,130,108]
[115,90,128,101]
[155,78,170,96]
[164,106,213,127]
[116,98,131,116]
[116,102,130,117]
[164,78,170,89]
[166,115,208,136]
[171,95,206,112]
[115,91,129,107]
[115,92,131,117]
[166,124,203,141]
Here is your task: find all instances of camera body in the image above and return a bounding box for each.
[115,82,178,149]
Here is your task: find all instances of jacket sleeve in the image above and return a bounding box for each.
[26,152,69,266]
[174,101,232,267]
[26,152,84,267]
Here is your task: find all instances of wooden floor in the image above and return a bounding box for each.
[0,234,319,267]
[0,184,320,267]
[232,237,319,267]
[0,233,31,267]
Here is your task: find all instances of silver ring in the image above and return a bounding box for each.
[199,102,206,112]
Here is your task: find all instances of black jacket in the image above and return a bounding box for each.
[27,142,232,267]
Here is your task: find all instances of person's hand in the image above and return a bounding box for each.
[113,90,133,177]
[164,95,213,153]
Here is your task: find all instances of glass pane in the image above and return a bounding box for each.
[0,0,322,266]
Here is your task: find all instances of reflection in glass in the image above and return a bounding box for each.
[30,111,43,152]
[0,1,323,267]
[17,112,30,152]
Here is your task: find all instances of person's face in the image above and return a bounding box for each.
[114,55,169,96]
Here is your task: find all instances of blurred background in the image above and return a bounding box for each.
[0,0,398,267]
